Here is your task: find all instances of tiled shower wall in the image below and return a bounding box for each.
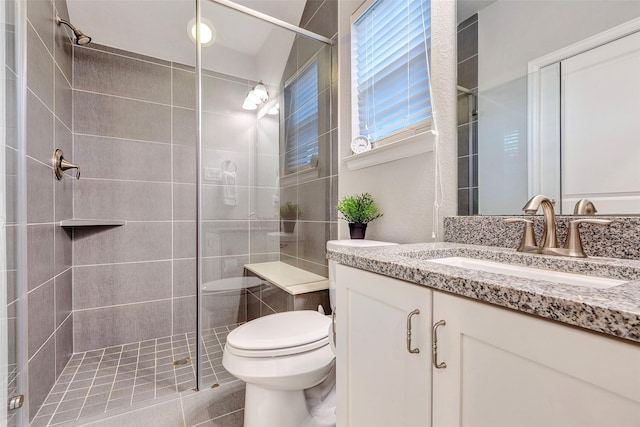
[25,0,74,419]
[71,43,279,352]
[279,0,338,278]
[457,14,478,215]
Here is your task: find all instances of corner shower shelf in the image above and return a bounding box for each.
[343,132,435,171]
[60,219,127,227]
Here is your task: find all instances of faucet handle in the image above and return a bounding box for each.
[504,218,537,252]
[563,218,613,257]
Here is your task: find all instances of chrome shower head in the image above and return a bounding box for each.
[56,14,92,46]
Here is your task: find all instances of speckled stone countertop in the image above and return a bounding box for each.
[326,242,640,344]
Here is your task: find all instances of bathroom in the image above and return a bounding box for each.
[2,0,640,426]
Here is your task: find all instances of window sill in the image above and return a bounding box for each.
[343,132,435,171]
[280,166,319,187]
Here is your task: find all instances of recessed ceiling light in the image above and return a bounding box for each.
[188,18,216,47]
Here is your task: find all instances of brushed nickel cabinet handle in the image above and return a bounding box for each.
[432,320,447,369]
[406,309,420,354]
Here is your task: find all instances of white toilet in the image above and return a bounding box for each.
[223,240,397,427]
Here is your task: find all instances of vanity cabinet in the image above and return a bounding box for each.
[336,265,640,427]
[432,291,640,427]
[335,264,432,427]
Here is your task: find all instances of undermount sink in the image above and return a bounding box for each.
[427,257,626,289]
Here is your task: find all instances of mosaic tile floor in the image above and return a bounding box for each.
[31,324,242,427]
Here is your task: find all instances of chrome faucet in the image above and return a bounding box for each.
[522,195,559,250]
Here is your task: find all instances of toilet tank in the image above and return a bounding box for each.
[326,240,398,311]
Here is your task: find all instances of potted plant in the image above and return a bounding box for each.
[279,202,302,233]
[336,193,383,239]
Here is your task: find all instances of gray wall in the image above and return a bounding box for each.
[25,0,74,419]
[71,43,280,352]
[457,14,478,215]
[279,0,338,278]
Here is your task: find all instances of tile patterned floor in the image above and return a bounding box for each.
[31,324,242,427]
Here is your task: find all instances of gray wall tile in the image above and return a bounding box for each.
[172,68,195,109]
[73,222,172,265]
[27,0,54,56]
[27,23,54,110]
[172,296,195,335]
[56,315,73,377]
[27,224,55,291]
[173,221,196,259]
[26,157,54,224]
[26,90,54,164]
[54,268,72,327]
[174,183,196,221]
[74,180,172,221]
[28,280,55,358]
[74,300,172,352]
[73,261,172,309]
[305,0,338,39]
[74,91,171,143]
[54,64,72,129]
[201,290,246,329]
[201,76,249,115]
[73,135,171,182]
[201,185,250,221]
[54,225,72,276]
[28,336,56,421]
[74,45,171,104]
[54,20,72,84]
[457,21,478,62]
[202,221,249,258]
[173,258,196,297]
[299,221,331,267]
[172,107,196,147]
[173,145,196,184]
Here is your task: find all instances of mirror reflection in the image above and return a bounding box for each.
[457,0,640,215]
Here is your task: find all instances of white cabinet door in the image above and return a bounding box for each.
[432,291,640,427]
[335,265,432,427]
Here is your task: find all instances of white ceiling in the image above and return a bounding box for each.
[67,0,307,83]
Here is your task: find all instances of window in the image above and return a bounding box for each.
[351,0,431,144]
[284,59,319,174]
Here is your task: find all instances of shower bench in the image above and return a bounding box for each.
[243,261,330,318]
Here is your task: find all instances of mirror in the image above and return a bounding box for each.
[456,0,640,215]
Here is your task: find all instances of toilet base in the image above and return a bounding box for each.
[244,383,309,427]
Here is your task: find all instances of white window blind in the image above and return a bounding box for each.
[284,60,319,172]
[352,0,431,143]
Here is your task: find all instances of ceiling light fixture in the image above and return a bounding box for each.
[187,18,216,47]
[242,81,270,111]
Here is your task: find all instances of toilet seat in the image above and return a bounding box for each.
[226,311,331,358]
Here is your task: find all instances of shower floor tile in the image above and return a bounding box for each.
[32,324,243,427]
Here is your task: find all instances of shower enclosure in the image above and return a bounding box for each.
[2,0,334,425]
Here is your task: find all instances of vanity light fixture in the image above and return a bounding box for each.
[187,17,216,47]
[242,81,270,110]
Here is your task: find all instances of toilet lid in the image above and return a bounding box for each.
[227,311,330,352]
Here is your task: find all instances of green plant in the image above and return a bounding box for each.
[279,202,302,220]
[336,193,383,224]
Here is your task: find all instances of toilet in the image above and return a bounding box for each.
[222,240,397,427]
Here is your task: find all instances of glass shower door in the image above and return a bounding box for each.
[2,0,21,425]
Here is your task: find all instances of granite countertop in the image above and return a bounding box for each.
[326,242,640,344]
